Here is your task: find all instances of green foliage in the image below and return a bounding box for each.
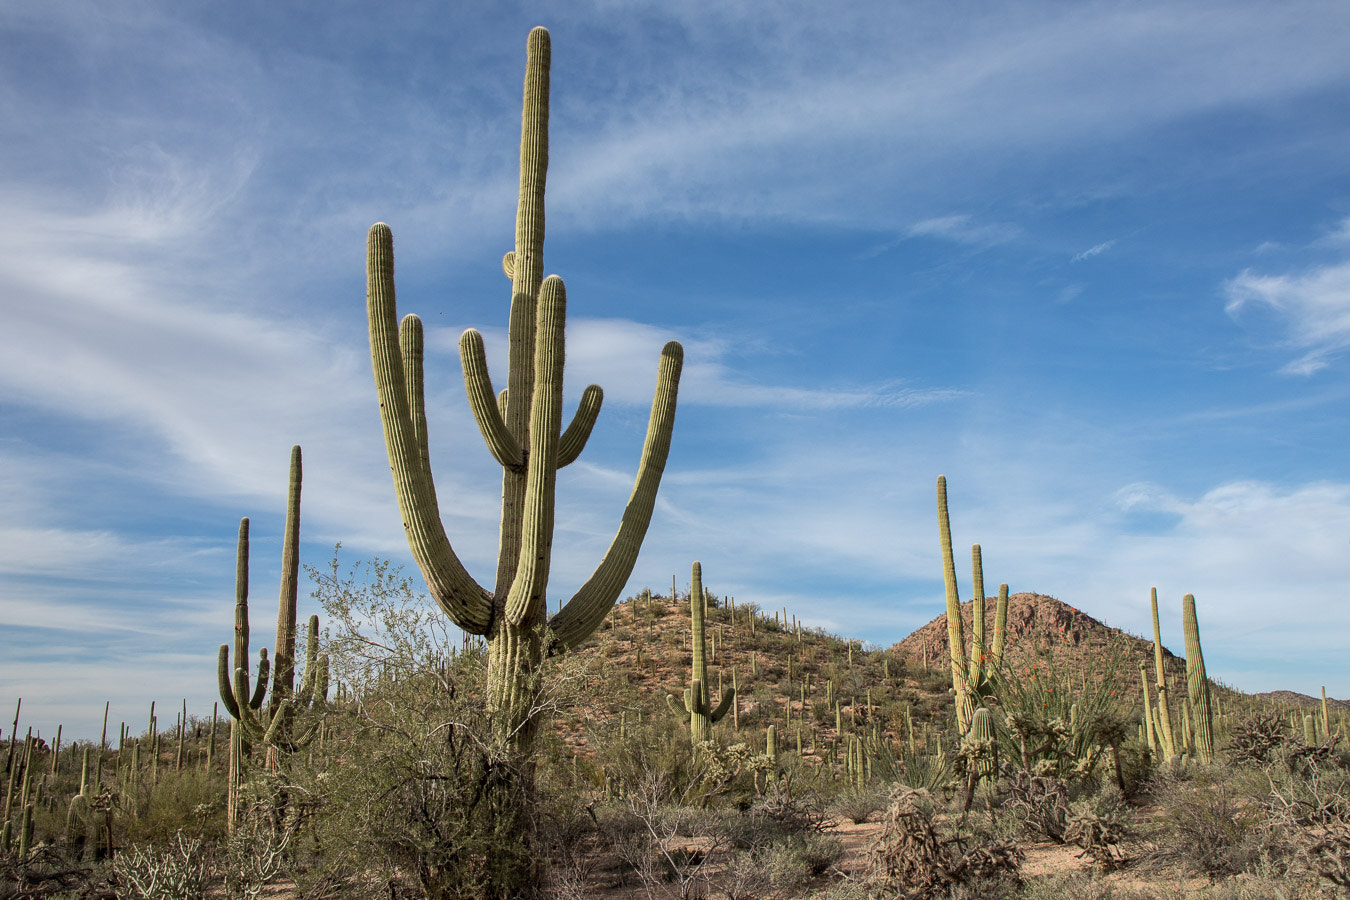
[988,641,1133,783]
[121,768,227,847]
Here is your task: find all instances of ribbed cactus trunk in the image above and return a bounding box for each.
[366,27,682,753]
[936,476,975,733]
[1139,663,1157,753]
[1150,588,1178,761]
[968,545,987,690]
[990,583,1009,671]
[1182,593,1214,763]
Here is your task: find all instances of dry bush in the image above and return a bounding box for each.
[1227,712,1290,766]
[863,787,1021,899]
[1004,770,1070,842]
[1144,767,1277,880]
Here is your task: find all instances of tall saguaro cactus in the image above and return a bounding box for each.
[936,476,1008,734]
[1182,593,1214,763]
[366,27,682,750]
[1149,587,1177,761]
[667,562,734,743]
[218,448,328,774]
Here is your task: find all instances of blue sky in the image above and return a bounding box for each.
[3,1,1350,740]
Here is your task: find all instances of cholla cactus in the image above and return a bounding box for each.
[667,562,734,743]
[366,27,682,752]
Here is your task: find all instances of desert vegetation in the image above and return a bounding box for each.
[3,24,1347,900]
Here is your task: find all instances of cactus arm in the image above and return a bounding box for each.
[234,518,251,687]
[990,583,1009,671]
[969,544,986,690]
[459,328,524,467]
[709,688,735,724]
[667,693,688,715]
[557,385,603,467]
[249,649,270,710]
[399,316,432,474]
[367,223,494,634]
[296,615,320,707]
[262,700,291,746]
[937,476,973,732]
[231,667,269,743]
[547,342,683,650]
[270,445,302,714]
[315,654,330,703]
[217,645,241,720]
[505,276,566,627]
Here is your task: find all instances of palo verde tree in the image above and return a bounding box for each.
[366,27,682,752]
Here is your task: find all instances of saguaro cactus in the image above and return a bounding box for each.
[936,476,1008,734]
[1182,593,1214,763]
[1149,588,1177,761]
[217,448,328,757]
[366,27,682,750]
[667,562,734,743]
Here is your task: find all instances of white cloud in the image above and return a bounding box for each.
[429,317,964,411]
[1072,239,1116,262]
[1314,216,1350,247]
[1225,260,1350,374]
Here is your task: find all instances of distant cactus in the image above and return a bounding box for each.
[667,562,734,743]
[1181,593,1214,763]
[217,447,328,754]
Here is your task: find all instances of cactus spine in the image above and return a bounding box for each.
[1181,593,1214,763]
[1149,588,1178,761]
[365,27,682,751]
[667,562,734,743]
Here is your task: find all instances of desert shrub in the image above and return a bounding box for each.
[1062,789,1133,870]
[598,787,735,899]
[830,786,887,824]
[1144,766,1277,880]
[303,665,540,899]
[872,736,954,796]
[120,767,227,847]
[861,787,1021,899]
[306,553,587,900]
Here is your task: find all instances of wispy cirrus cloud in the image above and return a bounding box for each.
[428,317,966,411]
[1072,239,1116,262]
[1225,259,1350,375]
